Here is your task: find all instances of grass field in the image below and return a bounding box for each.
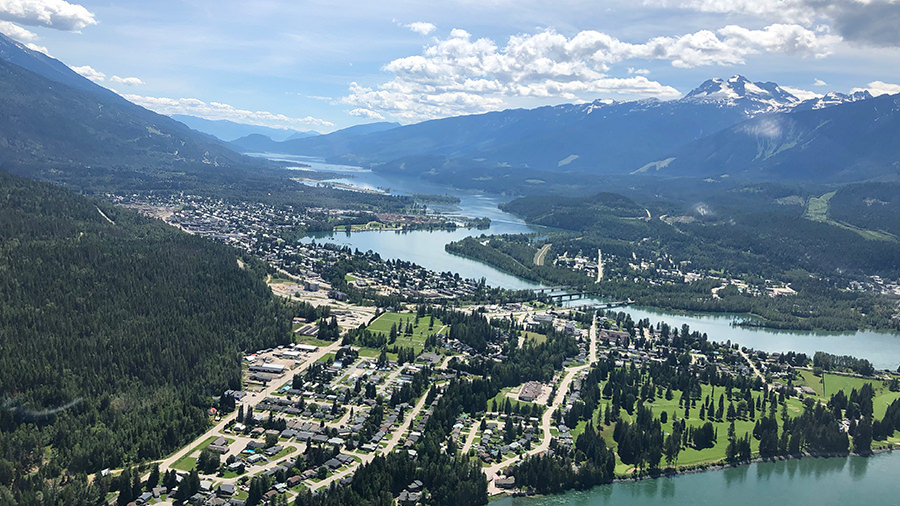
[590,383,773,472]
[170,435,217,471]
[591,373,900,474]
[365,312,445,354]
[804,191,896,241]
[804,191,835,222]
[522,331,547,345]
[795,369,900,419]
[487,387,542,414]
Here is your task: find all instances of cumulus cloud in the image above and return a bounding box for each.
[654,0,900,47]
[349,108,385,120]
[122,94,334,128]
[0,19,36,40]
[739,116,785,138]
[72,64,105,82]
[109,75,143,86]
[851,80,900,96]
[813,78,828,86]
[406,21,436,35]
[781,85,822,100]
[343,25,837,121]
[0,0,96,31]
[24,41,47,54]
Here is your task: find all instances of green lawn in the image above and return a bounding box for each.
[804,191,835,222]
[591,373,900,474]
[171,457,197,472]
[487,387,542,414]
[170,435,218,471]
[597,383,768,470]
[522,331,547,345]
[365,312,444,354]
[795,369,900,418]
[316,353,336,364]
[271,446,297,460]
[804,191,896,241]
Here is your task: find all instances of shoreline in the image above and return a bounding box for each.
[490,444,899,502]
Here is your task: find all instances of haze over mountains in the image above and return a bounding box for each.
[0,29,898,192]
[0,33,275,192]
[229,75,895,185]
[171,114,319,142]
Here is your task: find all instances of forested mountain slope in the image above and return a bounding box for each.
[0,33,277,193]
[0,171,290,505]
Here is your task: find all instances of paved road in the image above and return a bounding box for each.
[460,422,480,455]
[154,341,342,475]
[483,317,598,495]
[305,386,432,491]
[533,243,552,266]
[739,349,769,390]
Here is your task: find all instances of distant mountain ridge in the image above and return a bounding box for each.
[230,121,401,154]
[0,33,274,191]
[171,114,318,142]
[232,75,877,182]
[648,91,900,182]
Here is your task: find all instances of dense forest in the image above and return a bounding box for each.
[0,171,291,505]
[449,184,900,331]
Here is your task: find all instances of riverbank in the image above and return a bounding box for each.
[492,444,900,503]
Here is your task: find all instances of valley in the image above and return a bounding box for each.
[1,21,900,506]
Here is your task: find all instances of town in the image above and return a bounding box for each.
[105,192,900,506]
[113,278,900,506]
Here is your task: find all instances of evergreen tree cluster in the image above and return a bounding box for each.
[0,172,290,504]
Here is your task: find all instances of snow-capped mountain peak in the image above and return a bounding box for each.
[794,90,875,111]
[682,75,800,115]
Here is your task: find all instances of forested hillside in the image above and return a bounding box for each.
[0,171,290,505]
[457,185,900,331]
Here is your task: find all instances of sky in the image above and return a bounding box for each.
[2,0,900,133]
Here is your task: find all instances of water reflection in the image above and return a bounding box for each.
[849,454,868,480]
[497,453,895,506]
[723,464,748,485]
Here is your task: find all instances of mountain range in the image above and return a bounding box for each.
[229,75,893,185]
[171,114,319,142]
[0,29,897,190]
[0,33,273,192]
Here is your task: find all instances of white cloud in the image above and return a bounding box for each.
[109,75,144,86]
[781,85,822,100]
[657,0,813,24]
[343,25,838,121]
[813,78,828,86]
[121,93,334,128]
[0,0,96,31]
[852,80,900,96]
[72,64,105,82]
[24,41,47,54]
[0,19,36,40]
[653,0,900,47]
[406,21,436,35]
[349,108,385,120]
[739,116,785,138]
[628,67,650,75]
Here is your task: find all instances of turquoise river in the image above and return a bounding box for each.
[273,154,900,504]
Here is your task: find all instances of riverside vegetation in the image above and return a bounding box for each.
[447,185,900,332]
